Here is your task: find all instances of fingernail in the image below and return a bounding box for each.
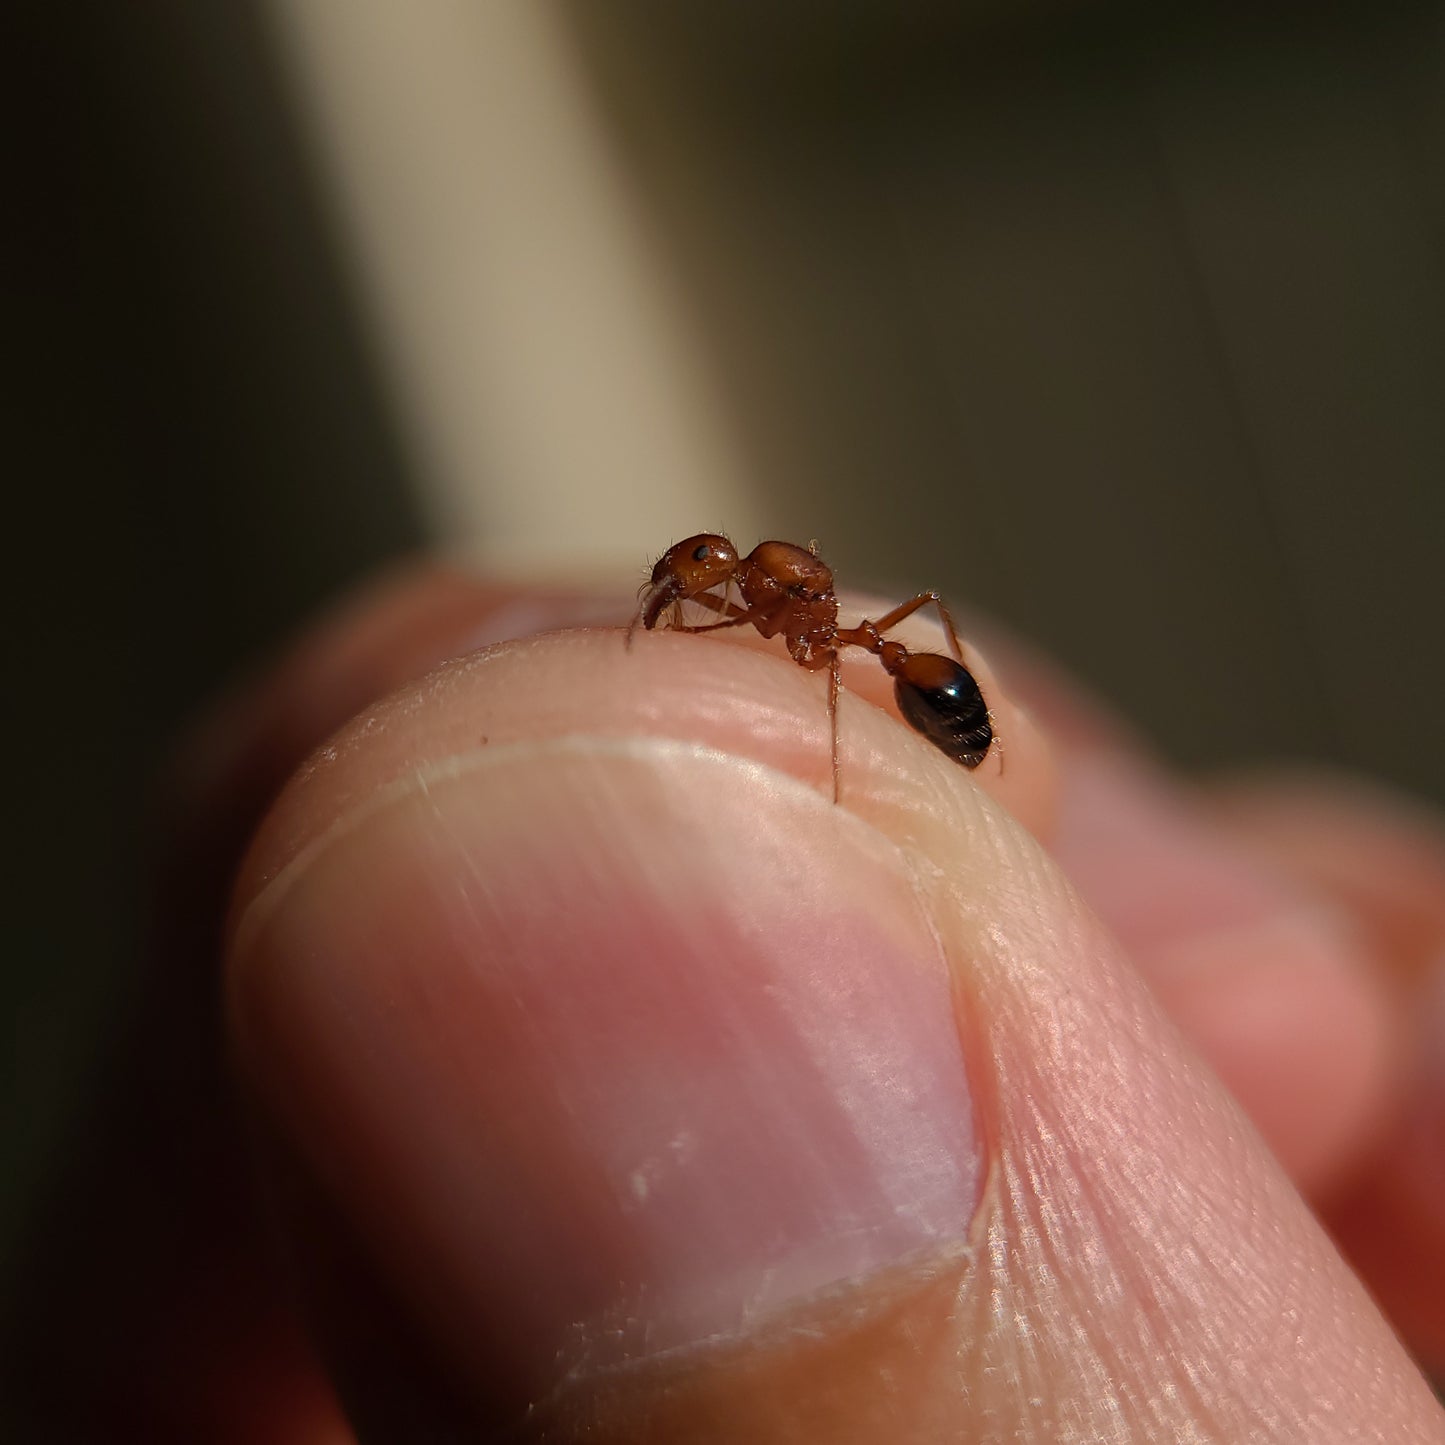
[230,739,981,1401]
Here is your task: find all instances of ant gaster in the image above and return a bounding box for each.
[630,533,995,801]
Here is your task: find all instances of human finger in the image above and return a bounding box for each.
[228,627,1441,1441]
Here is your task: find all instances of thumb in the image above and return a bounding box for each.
[227,628,1441,1442]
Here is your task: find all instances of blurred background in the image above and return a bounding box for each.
[7,0,1445,1321]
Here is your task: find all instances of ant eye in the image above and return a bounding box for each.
[692,543,711,561]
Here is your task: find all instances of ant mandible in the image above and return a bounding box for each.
[629,533,995,801]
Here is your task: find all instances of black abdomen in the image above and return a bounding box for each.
[893,653,992,768]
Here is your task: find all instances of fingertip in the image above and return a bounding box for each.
[223,624,1058,1437]
[230,624,1055,918]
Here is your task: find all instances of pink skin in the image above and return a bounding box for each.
[223,587,1438,1440]
[1203,773,1445,1366]
[11,565,1442,1442]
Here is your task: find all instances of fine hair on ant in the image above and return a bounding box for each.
[629,533,996,801]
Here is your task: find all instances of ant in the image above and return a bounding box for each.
[629,533,995,801]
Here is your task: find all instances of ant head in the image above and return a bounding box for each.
[639,533,740,630]
[649,533,739,594]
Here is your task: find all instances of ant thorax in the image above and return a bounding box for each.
[738,541,839,661]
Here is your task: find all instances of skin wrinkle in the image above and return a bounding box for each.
[861,769,1415,1441]
[857,831,1412,1436]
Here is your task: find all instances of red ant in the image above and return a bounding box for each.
[629,533,995,801]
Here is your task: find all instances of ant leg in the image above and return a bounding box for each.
[631,586,750,644]
[828,653,841,803]
[683,583,746,619]
[625,587,651,650]
[673,615,755,635]
[668,588,756,635]
[668,582,801,639]
[866,591,966,663]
